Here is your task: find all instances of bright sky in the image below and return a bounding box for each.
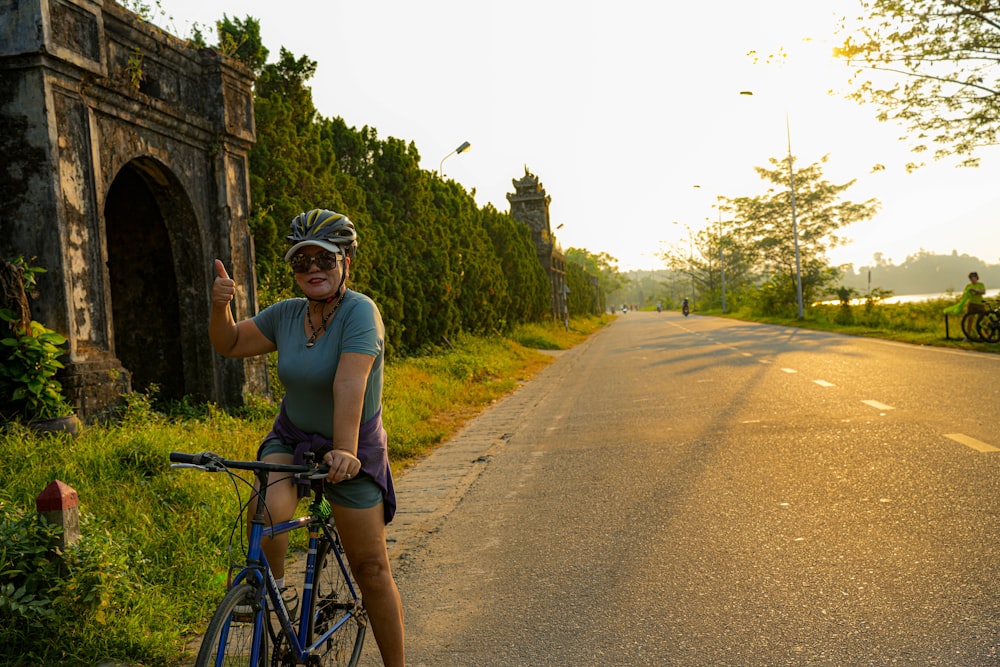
[154,0,1000,272]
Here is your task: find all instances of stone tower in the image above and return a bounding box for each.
[0,0,266,419]
[506,167,567,320]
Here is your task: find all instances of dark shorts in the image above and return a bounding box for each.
[259,439,384,510]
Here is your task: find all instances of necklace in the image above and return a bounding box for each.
[305,293,345,347]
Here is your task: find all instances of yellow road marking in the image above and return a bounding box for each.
[944,433,1000,453]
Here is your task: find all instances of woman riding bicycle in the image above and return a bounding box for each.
[210,209,404,666]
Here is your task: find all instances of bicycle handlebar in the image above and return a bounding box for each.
[169,451,330,479]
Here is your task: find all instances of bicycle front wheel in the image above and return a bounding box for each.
[309,531,367,666]
[978,311,1000,343]
[196,582,269,667]
[961,312,983,341]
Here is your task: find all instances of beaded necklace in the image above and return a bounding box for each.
[305,293,345,348]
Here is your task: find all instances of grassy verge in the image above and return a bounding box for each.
[0,315,610,666]
[702,299,999,353]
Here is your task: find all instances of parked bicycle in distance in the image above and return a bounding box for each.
[961,299,1000,343]
[170,451,367,666]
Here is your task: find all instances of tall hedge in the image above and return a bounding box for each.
[221,19,551,356]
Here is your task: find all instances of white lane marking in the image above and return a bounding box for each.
[781,368,797,374]
[759,359,771,364]
[862,400,894,411]
[944,433,1000,453]
[742,352,753,357]
[813,380,835,387]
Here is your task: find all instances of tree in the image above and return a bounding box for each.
[836,0,1000,168]
[196,14,573,359]
[481,205,550,327]
[654,202,760,312]
[657,232,705,309]
[565,248,624,313]
[729,154,881,315]
[216,15,269,74]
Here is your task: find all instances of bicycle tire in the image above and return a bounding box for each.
[961,312,983,341]
[978,310,1000,343]
[195,582,268,667]
[309,529,367,666]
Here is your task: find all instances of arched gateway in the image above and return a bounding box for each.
[0,0,266,419]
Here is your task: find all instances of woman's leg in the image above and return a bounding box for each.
[332,503,404,667]
[250,452,299,580]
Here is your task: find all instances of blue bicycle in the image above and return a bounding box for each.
[169,451,367,666]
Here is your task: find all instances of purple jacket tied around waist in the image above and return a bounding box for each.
[260,399,396,524]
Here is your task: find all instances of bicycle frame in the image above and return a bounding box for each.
[211,472,364,665]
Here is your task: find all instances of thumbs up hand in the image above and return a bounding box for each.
[212,259,236,307]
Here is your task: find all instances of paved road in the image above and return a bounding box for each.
[360,312,1000,665]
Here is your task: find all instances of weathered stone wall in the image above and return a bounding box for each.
[0,0,266,419]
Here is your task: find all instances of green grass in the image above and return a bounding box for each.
[704,298,999,352]
[510,315,610,350]
[0,315,608,666]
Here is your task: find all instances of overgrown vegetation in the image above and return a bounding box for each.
[724,294,1000,353]
[0,258,74,423]
[0,317,606,666]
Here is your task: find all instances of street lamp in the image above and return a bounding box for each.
[739,91,804,320]
[693,185,726,313]
[672,221,695,309]
[439,140,471,178]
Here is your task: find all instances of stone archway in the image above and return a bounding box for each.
[105,160,184,399]
[0,0,267,419]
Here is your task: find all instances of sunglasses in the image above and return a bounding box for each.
[289,251,341,273]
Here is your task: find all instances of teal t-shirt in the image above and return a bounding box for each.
[252,290,385,437]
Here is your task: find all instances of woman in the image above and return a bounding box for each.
[210,209,404,665]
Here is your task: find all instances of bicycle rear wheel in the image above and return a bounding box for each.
[978,310,1000,343]
[309,530,367,666]
[195,582,268,667]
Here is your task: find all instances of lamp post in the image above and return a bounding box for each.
[739,91,804,319]
[439,140,471,178]
[672,221,695,309]
[717,195,726,313]
[693,185,726,313]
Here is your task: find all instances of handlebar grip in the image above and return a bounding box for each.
[169,452,219,465]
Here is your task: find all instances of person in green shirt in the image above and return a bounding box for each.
[210,209,404,666]
[965,271,987,314]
